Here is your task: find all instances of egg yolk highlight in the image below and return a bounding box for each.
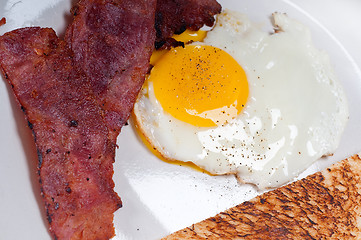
[172,29,207,43]
[150,45,249,127]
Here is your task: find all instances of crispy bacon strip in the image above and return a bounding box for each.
[0,0,156,239]
[0,27,121,239]
[155,0,222,49]
[66,0,156,137]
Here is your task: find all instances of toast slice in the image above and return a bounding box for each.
[164,154,361,239]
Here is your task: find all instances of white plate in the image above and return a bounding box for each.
[1,0,361,239]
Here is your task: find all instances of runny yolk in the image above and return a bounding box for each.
[149,45,249,127]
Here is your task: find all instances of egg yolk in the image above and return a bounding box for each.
[150,45,249,127]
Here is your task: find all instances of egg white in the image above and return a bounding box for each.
[133,10,348,189]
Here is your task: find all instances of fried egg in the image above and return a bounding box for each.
[133,10,348,189]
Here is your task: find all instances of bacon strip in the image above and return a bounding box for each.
[0,27,121,239]
[66,0,156,137]
[0,0,156,238]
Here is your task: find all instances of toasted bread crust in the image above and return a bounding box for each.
[164,154,361,239]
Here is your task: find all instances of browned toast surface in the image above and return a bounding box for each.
[164,154,361,239]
